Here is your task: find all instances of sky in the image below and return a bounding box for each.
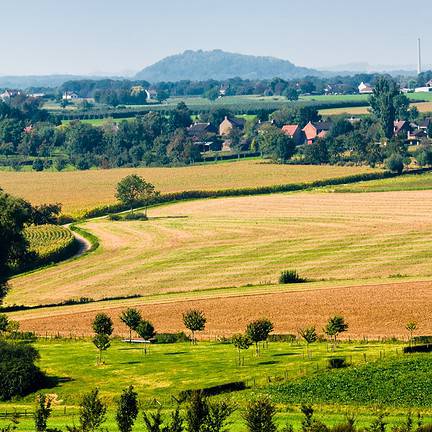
[1,0,431,76]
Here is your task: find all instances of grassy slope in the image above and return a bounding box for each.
[0,161,376,216]
[1,340,423,432]
[270,353,432,407]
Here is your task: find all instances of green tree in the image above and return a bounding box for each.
[259,125,295,162]
[427,123,432,139]
[232,334,252,366]
[385,153,404,174]
[243,397,277,432]
[93,334,111,365]
[0,313,9,334]
[246,319,274,355]
[34,394,52,432]
[369,76,402,139]
[120,308,142,342]
[115,174,159,215]
[203,87,220,101]
[92,313,113,336]
[116,386,139,432]
[136,319,155,355]
[182,310,206,345]
[405,322,417,347]
[284,87,299,101]
[298,326,318,359]
[324,316,348,345]
[78,388,107,432]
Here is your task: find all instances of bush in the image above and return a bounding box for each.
[413,335,432,344]
[385,154,404,174]
[279,270,307,284]
[328,357,349,369]
[123,212,148,221]
[108,214,122,221]
[268,334,297,342]
[32,159,44,171]
[154,332,190,344]
[0,341,46,400]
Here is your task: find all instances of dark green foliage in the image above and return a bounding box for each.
[270,355,432,407]
[120,308,142,341]
[116,175,158,214]
[183,310,206,344]
[324,316,348,343]
[385,153,404,174]
[154,332,190,344]
[243,397,277,432]
[92,313,113,336]
[30,203,62,225]
[93,334,111,364]
[0,313,9,333]
[78,388,107,432]
[32,159,44,171]
[328,357,349,369]
[279,270,306,284]
[136,320,156,340]
[259,125,295,162]
[232,334,252,366]
[303,140,329,164]
[34,394,52,432]
[246,318,274,354]
[123,212,148,221]
[143,409,164,432]
[414,146,432,167]
[403,344,432,354]
[116,386,139,432]
[0,340,45,401]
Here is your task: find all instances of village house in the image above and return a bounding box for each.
[62,91,79,100]
[394,120,411,136]
[358,82,373,94]
[281,124,304,145]
[302,121,332,144]
[219,116,245,136]
[0,89,23,102]
[419,117,432,132]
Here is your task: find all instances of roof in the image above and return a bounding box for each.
[419,118,431,128]
[187,122,215,134]
[394,120,409,134]
[224,116,245,128]
[282,125,300,136]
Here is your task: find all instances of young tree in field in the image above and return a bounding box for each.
[34,394,52,432]
[92,313,113,336]
[120,308,142,342]
[324,316,348,347]
[115,174,159,215]
[93,334,111,365]
[78,388,107,432]
[183,310,206,345]
[405,321,417,347]
[232,334,252,366]
[116,386,139,432]
[246,318,274,355]
[135,319,155,355]
[243,397,277,432]
[298,326,318,359]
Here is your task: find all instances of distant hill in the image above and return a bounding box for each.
[135,49,321,82]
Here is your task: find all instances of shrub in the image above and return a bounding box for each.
[0,341,46,400]
[328,357,349,369]
[403,344,432,354]
[279,270,307,284]
[123,212,148,221]
[108,214,121,221]
[155,332,190,344]
[268,334,297,342]
[32,159,44,171]
[385,154,404,174]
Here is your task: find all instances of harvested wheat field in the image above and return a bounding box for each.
[8,190,432,307]
[13,279,432,339]
[0,161,376,216]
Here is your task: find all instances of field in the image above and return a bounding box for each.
[0,160,377,216]
[319,101,432,116]
[1,339,429,432]
[7,189,432,337]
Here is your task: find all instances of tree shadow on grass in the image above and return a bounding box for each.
[149,216,189,220]
[42,375,74,390]
[258,360,280,365]
[164,351,187,356]
[119,361,142,365]
[272,353,296,357]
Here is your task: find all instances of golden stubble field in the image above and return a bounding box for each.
[8,190,432,313]
[0,161,376,216]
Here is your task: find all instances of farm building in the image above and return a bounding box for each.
[62,91,79,100]
[358,82,373,94]
[219,116,245,136]
[187,122,217,140]
[302,121,332,144]
[281,124,305,145]
[394,120,411,136]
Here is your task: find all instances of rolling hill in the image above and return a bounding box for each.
[135,49,321,82]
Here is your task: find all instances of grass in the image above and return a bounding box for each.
[0,160,377,217]
[61,117,136,126]
[320,101,432,116]
[270,353,432,407]
[324,171,432,193]
[1,339,425,432]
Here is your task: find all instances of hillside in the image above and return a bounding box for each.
[135,49,321,82]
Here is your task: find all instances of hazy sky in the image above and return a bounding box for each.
[1,0,431,76]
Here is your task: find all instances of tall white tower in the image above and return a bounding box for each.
[418,37,422,75]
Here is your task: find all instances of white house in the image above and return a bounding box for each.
[358,82,373,94]
[0,89,22,101]
[62,91,79,100]
[414,87,432,93]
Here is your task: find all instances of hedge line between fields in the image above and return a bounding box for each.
[80,170,397,219]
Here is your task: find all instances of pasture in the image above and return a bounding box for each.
[319,101,432,116]
[8,190,432,337]
[0,161,376,216]
[1,339,427,432]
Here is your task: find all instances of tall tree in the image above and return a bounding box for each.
[324,315,348,346]
[246,319,274,355]
[116,386,139,432]
[243,397,277,432]
[34,394,52,432]
[120,308,142,342]
[78,388,107,432]
[298,326,318,359]
[369,76,403,140]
